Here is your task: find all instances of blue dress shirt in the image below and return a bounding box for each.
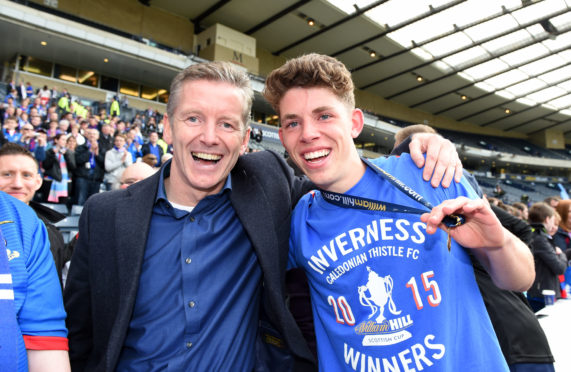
[117,163,262,371]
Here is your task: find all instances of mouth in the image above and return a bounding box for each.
[303,149,330,163]
[192,152,222,164]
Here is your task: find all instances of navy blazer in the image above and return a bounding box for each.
[64,151,316,371]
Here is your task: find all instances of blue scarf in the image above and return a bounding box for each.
[0,223,18,372]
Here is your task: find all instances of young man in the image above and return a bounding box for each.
[264,54,534,371]
[65,60,465,371]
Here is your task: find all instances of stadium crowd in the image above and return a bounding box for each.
[1,82,170,207]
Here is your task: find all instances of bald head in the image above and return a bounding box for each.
[116,162,157,189]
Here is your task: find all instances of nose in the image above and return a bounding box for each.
[200,122,219,145]
[12,174,23,188]
[300,120,319,143]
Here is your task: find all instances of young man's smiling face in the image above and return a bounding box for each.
[163,79,250,205]
[278,86,366,193]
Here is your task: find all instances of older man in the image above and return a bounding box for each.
[64,61,462,372]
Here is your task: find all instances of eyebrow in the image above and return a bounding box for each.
[281,106,335,120]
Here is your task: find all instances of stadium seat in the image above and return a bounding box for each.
[40,202,69,215]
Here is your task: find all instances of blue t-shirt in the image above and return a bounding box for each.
[289,154,507,371]
[0,192,68,372]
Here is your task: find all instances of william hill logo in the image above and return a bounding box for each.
[355,315,413,336]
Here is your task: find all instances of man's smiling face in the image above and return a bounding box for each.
[163,79,250,205]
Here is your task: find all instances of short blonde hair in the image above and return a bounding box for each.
[167,61,253,131]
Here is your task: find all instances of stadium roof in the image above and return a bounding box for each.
[1,0,570,140]
[154,0,571,139]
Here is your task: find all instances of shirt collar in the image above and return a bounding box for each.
[155,159,233,206]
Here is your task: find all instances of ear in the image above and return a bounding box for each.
[350,108,365,138]
[33,173,43,192]
[162,114,173,145]
[240,127,251,155]
[278,127,284,146]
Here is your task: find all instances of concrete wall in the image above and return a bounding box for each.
[30,0,193,53]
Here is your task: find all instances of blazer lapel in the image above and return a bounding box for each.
[107,172,160,368]
[230,167,280,277]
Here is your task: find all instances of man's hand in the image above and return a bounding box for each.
[421,197,502,248]
[408,133,462,188]
[420,196,535,292]
[37,133,47,146]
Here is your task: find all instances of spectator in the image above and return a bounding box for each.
[29,114,42,130]
[544,196,561,209]
[109,95,120,118]
[2,116,21,143]
[68,123,85,146]
[0,143,69,288]
[554,199,571,255]
[73,129,104,205]
[512,202,528,220]
[140,153,158,168]
[98,123,114,154]
[0,190,70,371]
[115,161,156,189]
[25,82,34,98]
[141,131,163,167]
[104,134,132,190]
[125,129,142,162]
[391,125,555,370]
[43,133,75,204]
[58,119,70,135]
[46,120,59,143]
[57,93,70,117]
[37,85,51,106]
[527,202,568,312]
[16,124,46,161]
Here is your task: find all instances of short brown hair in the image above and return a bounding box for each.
[263,53,355,114]
[0,143,38,171]
[528,202,555,224]
[394,124,437,148]
[114,133,127,141]
[167,61,253,130]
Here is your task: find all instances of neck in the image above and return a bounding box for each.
[322,153,367,194]
[164,166,225,207]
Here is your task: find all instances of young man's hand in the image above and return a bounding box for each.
[421,196,535,292]
[408,133,462,188]
[421,197,501,247]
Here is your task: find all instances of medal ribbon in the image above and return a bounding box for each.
[320,158,465,228]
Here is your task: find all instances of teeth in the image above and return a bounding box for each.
[304,150,330,160]
[192,152,222,161]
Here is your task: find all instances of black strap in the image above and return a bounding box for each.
[320,158,465,228]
